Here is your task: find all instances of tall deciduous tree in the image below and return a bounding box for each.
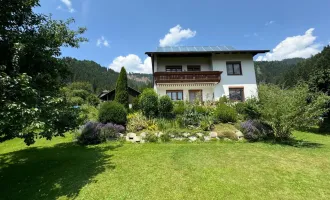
[0,0,87,145]
[114,67,129,109]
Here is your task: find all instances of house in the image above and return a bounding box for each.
[98,86,140,107]
[145,46,269,102]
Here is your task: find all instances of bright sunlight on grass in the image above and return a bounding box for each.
[1,131,330,200]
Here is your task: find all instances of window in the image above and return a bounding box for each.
[166,90,183,100]
[226,62,242,75]
[166,66,182,72]
[229,87,244,101]
[187,65,201,71]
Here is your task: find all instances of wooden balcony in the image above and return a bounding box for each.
[154,71,222,84]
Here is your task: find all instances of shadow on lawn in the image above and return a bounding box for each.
[0,142,121,200]
[264,138,324,148]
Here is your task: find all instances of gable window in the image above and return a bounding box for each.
[166,66,182,72]
[229,87,244,101]
[187,65,201,71]
[166,90,183,100]
[226,62,242,75]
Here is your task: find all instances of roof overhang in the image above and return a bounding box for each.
[145,50,270,57]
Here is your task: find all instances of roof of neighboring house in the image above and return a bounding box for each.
[98,86,141,99]
[145,46,270,56]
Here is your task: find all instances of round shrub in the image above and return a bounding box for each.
[173,101,185,115]
[240,120,274,141]
[131,97,140,111]
[139,89,158,118]
[78,122,105,145]
[214,104,238,123]
[98,101,127,125]
[159,95,173,118]
[145,133,158,142]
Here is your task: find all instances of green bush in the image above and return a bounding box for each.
[244,98,261,120]
[200,115,214,131]
[127,112,148,132]
[258,84,329,139]
[145,133,158,142]
[87,95,100,106]
[160,133,171,142]
[131,97,140,111]
[159,95,173,118]
[214,104,238,123]
[98,101,127,125]
[139,89,158,118]
[173,101,185,115]
[182,104,203,127]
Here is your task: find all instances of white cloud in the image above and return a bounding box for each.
[159,25,196,47]
[96,36,109,47]
[265,20,275,26]
[60,0,75,13]
[256,28,321,61]
[108,54,152,73]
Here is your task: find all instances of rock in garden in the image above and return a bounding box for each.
[204,136,211,141]
[235,131,244,139]
[127,133,136,140]
[134,136,141,143]
[183,132,190,137]
[209,132,218,138]
[140,132,147,138]
[156,132,163,137]
[189,136,197,142]
[196,133,204,138]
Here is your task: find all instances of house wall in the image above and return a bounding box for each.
[153,53,258,101]
[212,54,258,100]
[156,56,212,72]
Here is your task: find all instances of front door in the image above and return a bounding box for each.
[189,90,202,103]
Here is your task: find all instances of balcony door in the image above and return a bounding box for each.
[189,90,202,103]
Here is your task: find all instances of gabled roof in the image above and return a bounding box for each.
[98,86,140,99]
[145,46,269,56]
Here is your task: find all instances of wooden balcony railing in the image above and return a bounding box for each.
[154,71,222,83]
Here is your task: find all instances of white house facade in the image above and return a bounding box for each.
[145,46,269,102]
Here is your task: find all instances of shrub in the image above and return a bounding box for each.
[87,95,100,106]
[78,122,105,145]
[240,120,274,141]
[160,133,171,142]
[115,67,129,109]
[78,104,98,124]
[200,115,214,131]
[214,104,238,123]
[98,101,127,125]
[139,89,158,118]
[173,101,185,115]
[222,131,238,140]
[131,97,140,111]
[101,123,125,139]
[182,104,203,127]
[244,98,261,120]
[159,95,174,118]
[258,84,330,139]
[218,96,229,104]
[145,133,158,142]
[127,112,148,132]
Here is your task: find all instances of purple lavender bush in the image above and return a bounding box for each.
[240,120,274,142]
[78,122,125,145]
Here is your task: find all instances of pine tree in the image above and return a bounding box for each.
[115,67,129,109]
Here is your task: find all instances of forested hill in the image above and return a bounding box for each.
[62,57,152,94]
[254,58,305,85]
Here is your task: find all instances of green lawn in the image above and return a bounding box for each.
[1,131,330,200]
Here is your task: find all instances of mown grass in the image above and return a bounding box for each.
[1,131,330,200]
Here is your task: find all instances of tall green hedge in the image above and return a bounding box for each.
[115,67,129,109]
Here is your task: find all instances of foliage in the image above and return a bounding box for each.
[77,122,124,145]
[182,104,203,127]
[240,120,274,141]
[200,115,215,131]
[160,133,171,142]
[115,67,129,109]
[139,89,158,118]
[78,104,98,124]
[158,95,174,118]
[221,131,238,140]
[144,133,158,143]
[258,84,329,139]
[173,101,185,115]
[218,96,229,104]
[131,97,140,111]
[214,104,238,123]
[127,112,148,132]
[98,101,127,125]
[0,1,86,145]
[62,82,100,106]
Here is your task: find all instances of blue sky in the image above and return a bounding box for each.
[36,0,330,73]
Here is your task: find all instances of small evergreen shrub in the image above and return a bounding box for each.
[214,104,238,123]
[98,101,127,125]
[159,95,173,118]
[145,133,158,142]
[243,98,261,120]
[173,101,185,115]
[139,89,158,118]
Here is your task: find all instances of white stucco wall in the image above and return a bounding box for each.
[212,54,258,100]
[156,56,212,71]
[157,84,215,101]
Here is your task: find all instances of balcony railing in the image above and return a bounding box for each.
[154,71,222,83]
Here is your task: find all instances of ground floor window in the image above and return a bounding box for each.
[166,90,183,100]
[229,87,244,101]
[189,90,202,103]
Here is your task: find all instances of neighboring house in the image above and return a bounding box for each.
[98,86,140,107]
[145,46,269,102]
